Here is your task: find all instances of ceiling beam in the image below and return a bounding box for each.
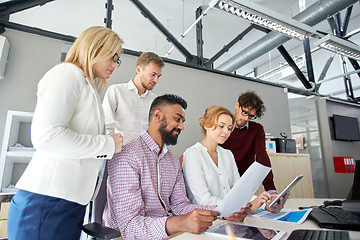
[104,0,113,29]
[216,0,358,73]
[204,24,265,68]
[303,38,315,85]
[0,0,54,17]
[0,19,76,42]
[129,0,194,63]
[342,6,353,35]
[277,45,312,89]
[317,55,335,82]
[195,7,205,66]
[348,58,360,78]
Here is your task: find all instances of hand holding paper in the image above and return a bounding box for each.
[214,161,271,217]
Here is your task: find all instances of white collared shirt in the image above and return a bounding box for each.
[182,142,241,205]
[102,79,157,145]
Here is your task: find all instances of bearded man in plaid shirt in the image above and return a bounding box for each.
[103,94,251,240]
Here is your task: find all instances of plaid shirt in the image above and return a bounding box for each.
[103,131,215,240]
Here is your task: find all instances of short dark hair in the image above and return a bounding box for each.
[237,91,266,118]
[149,94,187,120]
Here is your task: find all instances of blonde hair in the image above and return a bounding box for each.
[199,105,235,134]
[65,26,124,92]
[137,52,164,69]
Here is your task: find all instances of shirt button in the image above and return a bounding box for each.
[223,187,225,189]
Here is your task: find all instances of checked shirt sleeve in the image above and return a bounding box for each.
[105,150,169,240]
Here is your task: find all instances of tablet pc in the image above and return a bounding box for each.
[268,175,304,207]
[205,222,286,240]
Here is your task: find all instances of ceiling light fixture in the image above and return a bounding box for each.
[314,34,360,61]
[211,0,316,41]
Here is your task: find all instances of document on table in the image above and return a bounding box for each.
[214,161,271,217]
[249,208,313,224]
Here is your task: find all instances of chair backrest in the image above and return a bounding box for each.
[93,162,109,224]
[82,162,121,239]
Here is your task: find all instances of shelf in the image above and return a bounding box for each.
[5,152,33,164]
[0,111,34,189]
[6,151,34,158]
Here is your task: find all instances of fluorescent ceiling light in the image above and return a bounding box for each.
[314,34,360,61]
[211,0,316,40]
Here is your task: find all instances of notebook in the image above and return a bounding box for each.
[309,160,360,231]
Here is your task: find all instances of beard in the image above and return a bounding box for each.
[142,81,154,90]
[140,76,155,91]
[159,118,181,146]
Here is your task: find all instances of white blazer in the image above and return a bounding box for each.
[16,63,115,205]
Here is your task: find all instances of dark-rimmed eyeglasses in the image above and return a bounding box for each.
[240,106,257,120]
[111,53,121,66]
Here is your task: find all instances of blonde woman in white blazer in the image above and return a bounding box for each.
[7,26,124,240]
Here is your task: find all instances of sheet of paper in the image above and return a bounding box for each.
[214,161,271,217]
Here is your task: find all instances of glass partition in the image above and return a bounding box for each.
[288,94,328,198]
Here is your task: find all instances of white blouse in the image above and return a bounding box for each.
[182,142,240,205]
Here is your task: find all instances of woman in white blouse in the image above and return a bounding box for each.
[182,105,287,213]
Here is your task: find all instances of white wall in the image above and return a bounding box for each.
[0,28,291,160]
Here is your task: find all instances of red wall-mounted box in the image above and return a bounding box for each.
[333,156,355,173]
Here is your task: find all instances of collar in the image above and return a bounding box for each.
[236,121,249,130]
[141,131,168,157]
[127,79,149,97]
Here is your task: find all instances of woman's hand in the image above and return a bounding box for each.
[265,192,290,213]
[250,191,272,213]
[111,133,123,153]
[224,203,252,222]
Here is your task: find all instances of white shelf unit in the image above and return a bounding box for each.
[0,111,34,191]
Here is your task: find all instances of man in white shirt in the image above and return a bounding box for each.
[102,52,164,145]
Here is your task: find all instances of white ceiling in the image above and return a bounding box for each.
[7,0,360,100]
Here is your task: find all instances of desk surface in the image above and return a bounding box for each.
[170,198,360,240]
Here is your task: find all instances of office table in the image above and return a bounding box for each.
[170,198,360,240]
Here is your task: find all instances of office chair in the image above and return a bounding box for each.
[82,163,121,240]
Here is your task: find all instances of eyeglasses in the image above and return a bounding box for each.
[111,52,121,66]
[240,106,257,120]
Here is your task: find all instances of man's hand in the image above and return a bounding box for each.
[265,192,290,212]
[224,203,252,222]
[165,209,220,235]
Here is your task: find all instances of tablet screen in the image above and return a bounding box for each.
[206,222,286,240]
